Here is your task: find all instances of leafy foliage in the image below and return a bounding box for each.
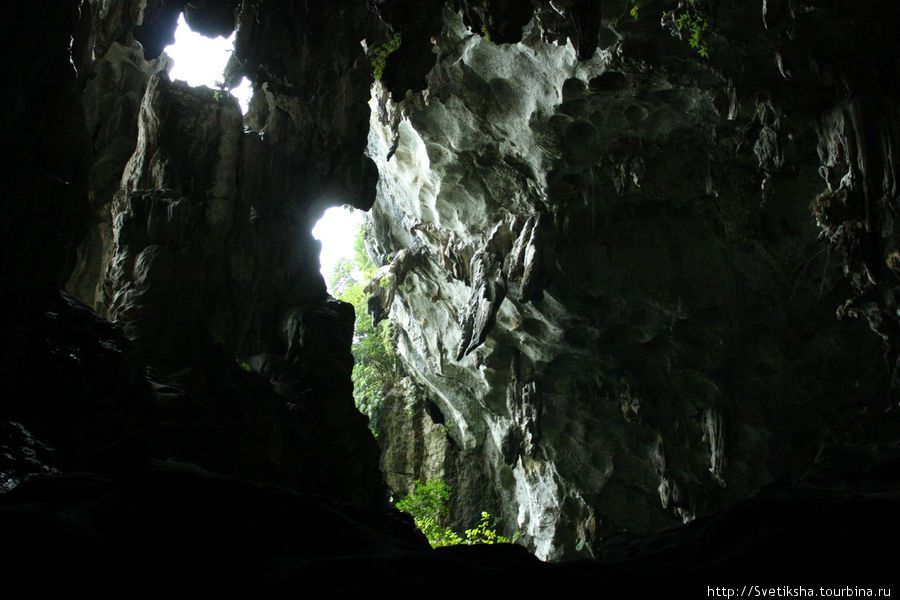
[619,0,710,58]
[396,479,518,548]
[479,1,494,41]
[328,224,398,432]
[396,479,463,547]
[628,0,641,20]
[212,80,227,103]
[663,0,710,58]
[465,512,517,545]
[369,33,402,81]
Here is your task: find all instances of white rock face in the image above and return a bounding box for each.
[364,9,887,560]
[366,14,605,559]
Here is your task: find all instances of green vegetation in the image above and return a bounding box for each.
[212,80,227,103]
[464,511,518,545]
[628,0,641,20]
[396,479,518,548]
[370,33,402,81]
[663,0,710,58]
[479,1,494,41]
[618,0,710,58]
[328,224,398,432]
[396,479,461,547]
[326,227,515,547]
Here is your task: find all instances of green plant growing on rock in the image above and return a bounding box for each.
[212,80,228,103]
[479,3,494,41]
[464,512,518,544]
[329,225,399,434]
[662,0,710,58]
[396,479,462,547]
[396,479,517,548]
[370,33,402,81]
[628,0,641,20]
[620,0,710,57]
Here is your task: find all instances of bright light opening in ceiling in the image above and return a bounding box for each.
[312,206,365,296]
[164,13,253,114]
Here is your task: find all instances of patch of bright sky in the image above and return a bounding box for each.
[164,14,253,114]
[313,206,365,293]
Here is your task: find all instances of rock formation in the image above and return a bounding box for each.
[0,0,898,590]
[367,1,900,559]
[3,0,387,509]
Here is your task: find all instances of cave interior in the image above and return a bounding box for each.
[1,0,899,592]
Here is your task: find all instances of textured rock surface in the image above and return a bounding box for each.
[68,38,170,311]
[365,5,899,559]
[376,389,508,528]
[770,2,900,390]
[2,0,899,584]
[377,391,453,492]
[0,285,384,507]
[3,0,389,511]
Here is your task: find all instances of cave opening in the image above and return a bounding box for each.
[4,2,899,588]
[312,205,365,296]
[163,13,252,114]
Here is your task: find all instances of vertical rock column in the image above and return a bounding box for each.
[106,72,243,362]
[93,1,390,507]
[68,37,170,311]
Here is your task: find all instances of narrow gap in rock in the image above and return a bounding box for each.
[312,205,365,296]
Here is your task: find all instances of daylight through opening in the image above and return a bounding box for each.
[312,206,366,296]
[164,13,253,114]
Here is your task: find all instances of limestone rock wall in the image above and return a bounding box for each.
[365,5,898,559]
[70,0,383,359]
[86,0,387,505]
[67,38,169,311]
[376,389,508,530]
[3,0,391,510]
[4,0,899,566]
